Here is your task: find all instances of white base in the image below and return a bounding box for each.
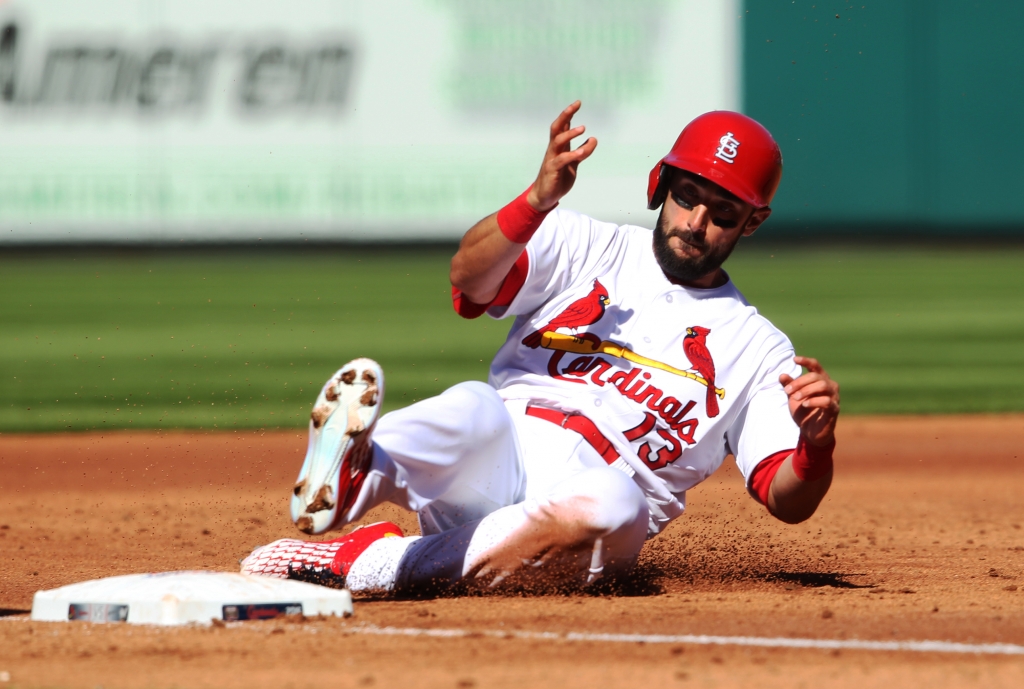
[30,571,353,625]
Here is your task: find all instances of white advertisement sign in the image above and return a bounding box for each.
[0,0,739,242]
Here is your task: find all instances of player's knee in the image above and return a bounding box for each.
[564,467,648,536]
[440,381,513,442]
[442,380,499,405]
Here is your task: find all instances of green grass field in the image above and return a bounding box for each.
[2,244,1023,432]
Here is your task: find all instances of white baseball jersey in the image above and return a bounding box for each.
[468,208,802,534]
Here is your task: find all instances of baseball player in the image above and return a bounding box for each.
[242,102,840,595]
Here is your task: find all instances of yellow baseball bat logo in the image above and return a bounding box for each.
[540,332,725,400]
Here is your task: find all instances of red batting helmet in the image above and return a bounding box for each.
[647,111,782,210]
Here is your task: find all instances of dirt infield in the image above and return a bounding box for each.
[2,416,1023,688]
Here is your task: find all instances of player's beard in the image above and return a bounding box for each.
[652,209,741,284]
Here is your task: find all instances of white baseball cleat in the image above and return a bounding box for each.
[291,358,384,535]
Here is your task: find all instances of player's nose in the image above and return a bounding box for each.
[687,205,709,233]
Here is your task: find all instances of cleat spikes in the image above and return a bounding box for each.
[290,358,384,534]
[286,564,347,590]
[311,404,333,428]
[307,485,335,513]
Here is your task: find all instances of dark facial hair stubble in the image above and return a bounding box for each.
[652,208,741,283]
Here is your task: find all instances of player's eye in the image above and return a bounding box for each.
[712,203,740,228]
[670,189,696,210]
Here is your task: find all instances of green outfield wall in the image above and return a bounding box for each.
[744,0,1024,234]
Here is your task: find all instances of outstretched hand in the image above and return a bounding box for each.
[527,101,598,212]
[779,356,840,446]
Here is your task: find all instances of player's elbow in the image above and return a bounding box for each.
[770,504,820,525]
[767,474,832,524]
[449,254,480,298]
[449,253,469,291]
[450,248,496,304]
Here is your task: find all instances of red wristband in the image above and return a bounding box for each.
[496,186,554,244]
[791,435,835,482]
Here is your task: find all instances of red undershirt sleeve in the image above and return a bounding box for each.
[451,250,530,320]
[749,448,794,507]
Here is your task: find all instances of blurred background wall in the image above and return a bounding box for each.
[744,1,1024,236]
[1,1,1022,243]
[0,0,737,243]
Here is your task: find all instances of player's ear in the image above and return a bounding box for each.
[742,207,771,237]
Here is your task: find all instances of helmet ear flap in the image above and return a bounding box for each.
[647,163,673,210]
[647,162,671,207]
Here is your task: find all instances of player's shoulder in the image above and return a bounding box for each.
[722,280,795,351]
[541,208,647,260]
[546,207,637,237]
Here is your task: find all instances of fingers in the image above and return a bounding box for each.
[783,372,826,395]
[798,396,840,412]
[788,380,838,412]
[549,101,582,139]
[549,138,597,169]
[786,356,836,397]
[785,356,840,443]
[784,356,840,414]
[575,136,598,159]
[549,125,587,153]
[533,103,593,210]
[794,355,823,373]
[788,378,832,401]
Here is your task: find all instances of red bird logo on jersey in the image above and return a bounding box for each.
[522,279,611,349]
[682,326,720,418]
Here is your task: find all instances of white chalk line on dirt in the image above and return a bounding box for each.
[344,624,1024,656]
[4,615,1022,655]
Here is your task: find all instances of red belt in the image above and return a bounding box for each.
[525,403,620,465]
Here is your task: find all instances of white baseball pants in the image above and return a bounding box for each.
[341,381,650,595]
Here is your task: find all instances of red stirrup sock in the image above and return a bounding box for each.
[791,436,835,482]
[496,186,555,244]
